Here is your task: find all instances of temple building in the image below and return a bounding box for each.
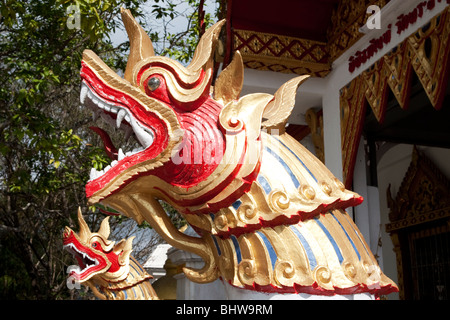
[145,0,450,300]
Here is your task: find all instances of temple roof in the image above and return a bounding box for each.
[224,0,391,77]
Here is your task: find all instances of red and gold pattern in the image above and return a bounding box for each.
[77,8,397,297]
[233,29,331,77]
[63,208,159,300]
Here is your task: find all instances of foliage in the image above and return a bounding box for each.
[0,0,147,300]
[0,0,220,300]
[148,0,219,63]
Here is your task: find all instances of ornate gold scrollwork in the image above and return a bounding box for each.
[269,190,290,211]
[274,260,296,286]
[340,8,450,188]
[237,203,256,224]
[363,262,381,283]
[333,178,346,192]
[216,238,235,280]
[320,181,333,196]
[343,261,357,281]
[299,184,316,201]
[78,8,399,298]
[214,214,228,232]
[238,259,257,284]
[313,265,332,288]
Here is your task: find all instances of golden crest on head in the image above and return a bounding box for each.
[120,7,227,106]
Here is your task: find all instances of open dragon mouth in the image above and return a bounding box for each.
[81,82,155,182]
[64,242,100,280]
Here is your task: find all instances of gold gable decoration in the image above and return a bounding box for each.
[385,147,450,299]
[386,147,450,232]
[233,29,331,77]
[340,8,450,188]
[231,0,389,78]
[327,0,391,62]
[339,77,368,189]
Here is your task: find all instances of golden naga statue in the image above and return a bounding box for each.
[63,208,159,300]
[75,8,398,299]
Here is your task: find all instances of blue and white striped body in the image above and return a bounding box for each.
[204,132,397,297]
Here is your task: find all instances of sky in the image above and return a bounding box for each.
[110,0,219,53]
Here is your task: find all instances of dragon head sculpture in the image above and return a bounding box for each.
[82,8,226,203]
[78,8,398,297]
[63,208,135,284]
[63,208,158,299]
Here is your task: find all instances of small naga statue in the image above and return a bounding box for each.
[63,208,159,300]
[75,8,398,299]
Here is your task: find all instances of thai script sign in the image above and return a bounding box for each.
[349,0,449,73]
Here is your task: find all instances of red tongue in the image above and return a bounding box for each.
[89,126,118,161]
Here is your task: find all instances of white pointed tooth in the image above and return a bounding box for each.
[91,96,99,105]
[80,85,88,104]
[116,109,126,128]
[90,168,97,180]
[118,148,125,160]
[103,165,111,172]
[130,117,154,149]
[111,160,118,167]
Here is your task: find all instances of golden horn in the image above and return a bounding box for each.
[77,207,91,243]
[187,19,225,72]
[213,50,244,105]
[121,8,155,83]
[97,216,110,239]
